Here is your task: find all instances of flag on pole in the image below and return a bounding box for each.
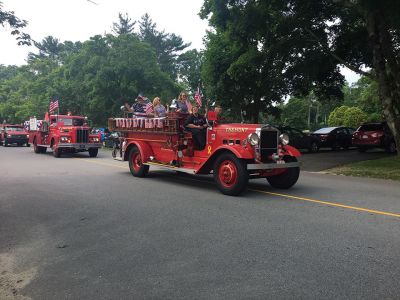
[194,86,202,107]
[145,102,154,114]
[49,97,59,113]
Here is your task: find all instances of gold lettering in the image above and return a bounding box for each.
[225,128,248,133]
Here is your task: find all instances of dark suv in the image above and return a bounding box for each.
[311,126,355,150]
[352,122,397,153]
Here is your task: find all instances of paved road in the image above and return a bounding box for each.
[1,147,399,299]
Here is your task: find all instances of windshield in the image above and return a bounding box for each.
[58,118,84,126]
[6,127,24,132]
[313,127,336,134]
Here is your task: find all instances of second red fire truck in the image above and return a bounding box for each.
[28,114,102,157]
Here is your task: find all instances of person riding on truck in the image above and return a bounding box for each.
[124,93,150,116]
[185,105,207,150]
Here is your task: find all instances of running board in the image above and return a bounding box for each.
[144,161,197,174]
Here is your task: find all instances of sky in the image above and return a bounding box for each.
[0,0,360,84]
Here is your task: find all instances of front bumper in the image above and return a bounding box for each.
[247,161,300,170]
[57,143,102,150]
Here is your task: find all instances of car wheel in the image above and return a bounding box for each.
[266,156,300,189]
[308,142,319,153]
[213,152,248,196]
[386,140,397,154]
[128,146,149,177]
[4,140,8,147]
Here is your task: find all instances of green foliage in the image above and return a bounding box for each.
[112,12,136,35]
[280,97,309,129]
[328,105,368,128]
[0,1,31,45]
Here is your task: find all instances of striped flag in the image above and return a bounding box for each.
[145,102,154,114]
[194,86,202,107]
[49,97,59,113]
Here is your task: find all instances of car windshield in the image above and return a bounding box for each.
[314,127,336,134]
[6,127,24,132]
[359,124,383,131]
[58,118,84,126]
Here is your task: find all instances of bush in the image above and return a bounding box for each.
[328,105,368,128]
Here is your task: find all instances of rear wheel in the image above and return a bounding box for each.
[386,140,397,154]
[213,152,248,196]
[267,156,300,189]
[128,146,149,177]
[88,148,98,157]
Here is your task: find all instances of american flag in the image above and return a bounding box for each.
[194,86,202,107]
[49,97,59,113]
[145,102,154,114]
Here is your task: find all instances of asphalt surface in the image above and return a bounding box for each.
[0,146,399,299]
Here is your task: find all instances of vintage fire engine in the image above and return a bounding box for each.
[0,124,30,147]
[108,112,301,196]
[28,114,102,157]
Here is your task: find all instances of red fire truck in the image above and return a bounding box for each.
[28,114,102,157]
[0,124,30,147]
[108,112,301,196]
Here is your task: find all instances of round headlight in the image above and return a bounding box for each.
[279,133,290,145]
[247,132,260,146]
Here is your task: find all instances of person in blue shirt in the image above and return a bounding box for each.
[124,93,149,116]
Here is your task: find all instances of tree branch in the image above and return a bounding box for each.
[304,28,372,78]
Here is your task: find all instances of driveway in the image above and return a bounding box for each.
[298,148,393,172]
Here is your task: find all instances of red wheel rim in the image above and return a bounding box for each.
[218,160,238,188]
[131,152,142,172]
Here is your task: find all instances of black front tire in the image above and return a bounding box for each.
[88,148,98,157]
[53,147,61,158]
[213,152,248,196]
[128,146,149,177]
[267,156,300,189]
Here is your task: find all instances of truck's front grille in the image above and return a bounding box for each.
[76,129,88,143]
[260,129,278,162]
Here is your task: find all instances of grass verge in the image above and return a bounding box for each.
[327,155,400,181]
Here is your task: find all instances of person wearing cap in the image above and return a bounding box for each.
[124,93,150,116]
[185,105,208,150]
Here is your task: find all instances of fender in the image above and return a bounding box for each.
[212,144,254,159]
[124,140,154,162]
[282,145,301,157]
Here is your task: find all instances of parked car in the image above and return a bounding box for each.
[277,126,320,152]
[352,122,397,153]
[311,126,355,150]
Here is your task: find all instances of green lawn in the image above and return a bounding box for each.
[327,155,400,181]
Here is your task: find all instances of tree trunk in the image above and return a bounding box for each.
[365,9,400,155]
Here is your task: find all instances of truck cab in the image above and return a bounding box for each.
[28,114,102,157]
[109,111,301,196]
[0,124,29,147]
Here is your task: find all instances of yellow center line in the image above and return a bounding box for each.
[77,158,400,218]
[249,189,400,218]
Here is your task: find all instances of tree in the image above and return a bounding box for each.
[112,12,136,35]
[0,1,30,45]
[177,49,203,92]
[138,13,190,81]
[328,105,368,128]
[200,0,344,123]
